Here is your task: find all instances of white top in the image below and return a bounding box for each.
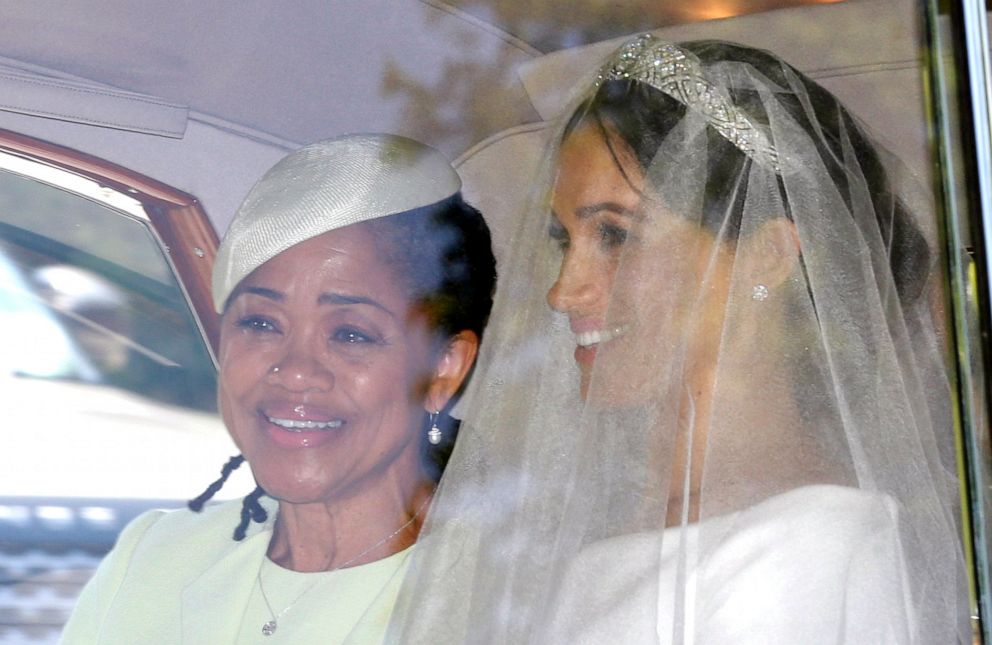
[541,485,914,644]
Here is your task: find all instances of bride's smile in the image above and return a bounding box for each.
[573,323,628,348]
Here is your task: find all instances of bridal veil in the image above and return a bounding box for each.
[386,34,970,644]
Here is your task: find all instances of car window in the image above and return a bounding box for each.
[0,170,214,409]
[0,145,250,643]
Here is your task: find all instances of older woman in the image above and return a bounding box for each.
[60,134,496,643]
[389,37,968,643]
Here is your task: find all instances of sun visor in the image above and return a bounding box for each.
[0,61,187,138]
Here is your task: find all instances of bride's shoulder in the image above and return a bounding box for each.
[703,485,902,584]
[746,483,897,525]
[721,484,899,551]
[571,484,897,568]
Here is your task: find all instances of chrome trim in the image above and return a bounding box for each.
[940,0,992,638]
[0,148,147,220]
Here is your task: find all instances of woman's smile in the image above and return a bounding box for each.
[262,401,346,431]
[257,401,349,449]
[265,417,344,431]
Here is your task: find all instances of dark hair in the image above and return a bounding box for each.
[190,193,497,540]
[365,193,497,483]
[563,40,929,305]
[365,193,496,345]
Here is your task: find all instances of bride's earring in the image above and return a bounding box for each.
[427,411,442,445]
[751,284,769,301]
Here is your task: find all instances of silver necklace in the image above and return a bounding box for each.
[256,497,429,637]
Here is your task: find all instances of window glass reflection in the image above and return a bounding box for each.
[0,170,216,411]
[0,162,248,644]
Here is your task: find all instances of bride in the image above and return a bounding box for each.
[388,35,969,643]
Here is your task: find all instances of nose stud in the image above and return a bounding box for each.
[265,360,334,392]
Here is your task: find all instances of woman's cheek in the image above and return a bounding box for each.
[216,380,245,451]
[218,338,269,406]
[217,326,252,366]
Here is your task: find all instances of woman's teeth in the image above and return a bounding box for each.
[267,417,344,431]
[575,325,627,347]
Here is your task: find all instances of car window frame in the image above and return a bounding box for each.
[0,126,220,358]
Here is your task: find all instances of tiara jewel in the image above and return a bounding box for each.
[598,34,781,173]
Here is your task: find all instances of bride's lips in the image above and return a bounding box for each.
[569,320,628,365]
[574,326,627,347]
[259,403,347,449]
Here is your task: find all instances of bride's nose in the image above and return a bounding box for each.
[547,247,604,313]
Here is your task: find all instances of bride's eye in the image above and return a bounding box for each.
[549,220,570,251]
[598,222,629,249]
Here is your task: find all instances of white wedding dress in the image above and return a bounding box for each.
[543,486,911,644]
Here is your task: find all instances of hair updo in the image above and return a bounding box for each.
[366,193,497,482]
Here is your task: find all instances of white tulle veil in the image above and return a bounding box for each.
[384,34,969,644]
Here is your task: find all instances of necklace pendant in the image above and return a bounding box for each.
[262,620,277,636]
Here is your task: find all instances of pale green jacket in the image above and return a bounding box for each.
[59,498,406,644]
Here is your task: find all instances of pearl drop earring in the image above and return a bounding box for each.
[427,411,442,445]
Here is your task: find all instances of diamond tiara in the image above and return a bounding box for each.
[597,34,781,173]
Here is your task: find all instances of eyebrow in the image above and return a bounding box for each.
[548,202,643,229]
[318,292,395,318]
[575,202,642,220]
[240,286,283,301]
[235,286,395,318]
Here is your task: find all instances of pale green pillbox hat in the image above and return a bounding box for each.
[212,133,462,312]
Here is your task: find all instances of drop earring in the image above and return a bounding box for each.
[427,411,442,445]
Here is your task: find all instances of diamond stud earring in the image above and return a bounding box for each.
[751,284,769,301]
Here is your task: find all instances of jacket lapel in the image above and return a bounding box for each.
[180,528,271,644]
